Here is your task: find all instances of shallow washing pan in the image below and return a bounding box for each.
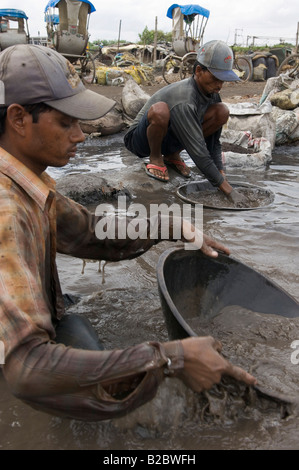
[176,180,275,210]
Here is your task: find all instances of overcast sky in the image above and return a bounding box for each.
[2,0,298,47]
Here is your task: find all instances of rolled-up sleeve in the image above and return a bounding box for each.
[0,186,185,421]
[56,191,185,261]
[55,192,164,261]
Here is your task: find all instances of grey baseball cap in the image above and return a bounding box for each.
[197,40,240,82]
[0,44,115,120]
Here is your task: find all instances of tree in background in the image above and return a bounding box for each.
[90,39,127,48]
[138,26,172,45]
[88,27,172,48]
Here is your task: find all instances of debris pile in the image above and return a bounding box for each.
[95,52,156,86]
[260,72,299,145]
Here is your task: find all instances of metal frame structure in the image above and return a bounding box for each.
[0,9,30,51]
[162,3,210,84]
[44,0,96,83]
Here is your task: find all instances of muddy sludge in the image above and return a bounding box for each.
[178,186,274,209]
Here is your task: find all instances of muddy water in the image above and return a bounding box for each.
[0,133,298,450]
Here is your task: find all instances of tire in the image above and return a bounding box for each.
[162,55,182,84]
[180,52,197,80]
[79,53,96,84]
[233,56,253,82]
[277,53,299,77]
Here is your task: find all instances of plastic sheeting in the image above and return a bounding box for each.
[44,0,96,14]
[0,9,28,19]
[166,4,210,19]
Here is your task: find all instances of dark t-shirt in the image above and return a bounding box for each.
[125,77,224,187]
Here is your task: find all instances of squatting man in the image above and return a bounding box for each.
[124,40,248,207]
[0,44,256,421]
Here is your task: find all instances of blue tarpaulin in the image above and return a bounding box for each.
[166,4,210,19]
[0,9,28,19]
[44,0,96,14]
[44,13,60,24]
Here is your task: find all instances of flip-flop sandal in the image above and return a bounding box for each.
[164,159,191,178]
[144,163,169,182]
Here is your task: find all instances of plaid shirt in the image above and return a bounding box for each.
[0,147,183,420]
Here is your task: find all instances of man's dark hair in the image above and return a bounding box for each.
[193,61,208,74]
[0,103,52,136]
[0,107,7,135]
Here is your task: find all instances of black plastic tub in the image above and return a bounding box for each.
[157,247,299,340]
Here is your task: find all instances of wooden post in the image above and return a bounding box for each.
[142,40,145,63]
[153,16,158,67]
[296,22,299,53]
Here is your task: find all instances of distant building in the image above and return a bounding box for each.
[29,36,48,47]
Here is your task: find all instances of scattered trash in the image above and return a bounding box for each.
[259,73,299,144]
[260,72,299,106]
[272,107,299,145]
[95,52,156,87]
[270,88,299,110]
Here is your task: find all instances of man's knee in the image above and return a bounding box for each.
[217,103,229,125]
[205,102,229,127]
[147,102,170,128]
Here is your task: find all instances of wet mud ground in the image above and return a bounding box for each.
[1,129,298,450]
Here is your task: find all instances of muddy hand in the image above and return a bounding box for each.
[201,234,230,258]
[227,188,249,208]
[177,336,257,393]
[223,359,258,386]
[181,220,230,257]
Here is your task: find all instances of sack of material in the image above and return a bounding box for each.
[271,106,299,145]
[224,101,276,150]
[121,78,150,119]
[220,129,272,168]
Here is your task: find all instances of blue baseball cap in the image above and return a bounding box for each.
[197,40,240,82]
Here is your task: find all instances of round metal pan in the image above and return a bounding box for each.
[176,180,275,210]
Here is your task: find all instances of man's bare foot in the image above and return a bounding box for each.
[144,163,169,182]
[164,157,191,178]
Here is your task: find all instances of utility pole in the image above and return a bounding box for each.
[117,19,122,52]
[234,28,243,46]
[153,16,158,67]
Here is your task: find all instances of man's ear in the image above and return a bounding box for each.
[194,64,202,77]
[6,104,29,137]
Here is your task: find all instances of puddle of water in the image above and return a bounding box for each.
[1,134,299,450]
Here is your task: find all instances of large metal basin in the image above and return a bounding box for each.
[157,247,299,340]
